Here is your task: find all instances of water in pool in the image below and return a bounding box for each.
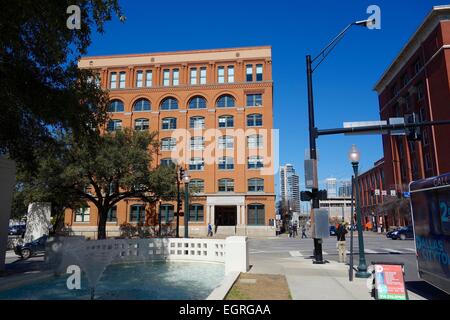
[0,261,224,300]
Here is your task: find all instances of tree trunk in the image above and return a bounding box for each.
[97,207,108,239]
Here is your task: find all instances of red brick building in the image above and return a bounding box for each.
[370,6,450,228]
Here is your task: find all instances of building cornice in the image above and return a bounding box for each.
[374,6,450,93]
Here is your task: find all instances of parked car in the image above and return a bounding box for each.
[8,224,26,236]
[329,225,337,236]
[390,225,414,240]
[386,228,400,238]
[14,235,48,259]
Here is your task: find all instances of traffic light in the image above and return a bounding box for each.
[301,191,313,202]
[405,112,422,141]
[317,190,328,201]
[179,167,185,181]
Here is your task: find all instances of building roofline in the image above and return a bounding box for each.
[373,5,450,93]
[79,45,272,61]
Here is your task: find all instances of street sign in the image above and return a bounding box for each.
[389,118,406,136]
[372,263,408,300]
[312,208,329,239]
[276,214,281,220]
[375,189,381,196]
[390,190,397,197]
[382,190,387,196]
[304,159,318,189]
[403,192,411,198]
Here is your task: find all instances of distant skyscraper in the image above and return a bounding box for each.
[338,180,352,198]
[325,178,338,199]
[280,164,301,213]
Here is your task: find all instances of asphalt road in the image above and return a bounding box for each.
[248,232,450,300]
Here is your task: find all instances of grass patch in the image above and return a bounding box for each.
[225,273,292,300]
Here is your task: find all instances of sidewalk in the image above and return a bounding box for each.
[248,253,425,300]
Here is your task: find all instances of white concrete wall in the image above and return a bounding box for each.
[0,158,16,272]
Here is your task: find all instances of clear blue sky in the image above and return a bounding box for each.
[86,0,442,193]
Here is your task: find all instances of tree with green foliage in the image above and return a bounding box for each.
[0,0,123,171]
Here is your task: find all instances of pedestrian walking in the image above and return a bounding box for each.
[288,223,293,238]
[207,223,213,237]
[336,222,348,263]
[293,222,298,238]
[301,225,308,239]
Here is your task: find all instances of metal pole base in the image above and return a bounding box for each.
[355,271,371,278]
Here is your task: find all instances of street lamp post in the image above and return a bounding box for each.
[176,166,181,238]
[348,145,371,278]
[158,199,162,237]
[183,171,191,238]
[306,18,374,264]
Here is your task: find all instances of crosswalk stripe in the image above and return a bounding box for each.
[383,248,403,254]
[404,248,416,252]
[289,251,303,257]
[322,251,328,255]
[365,249,378,254]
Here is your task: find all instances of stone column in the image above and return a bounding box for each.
[237,206,241,225]
[210,206,215,227]
[240,205,246,225]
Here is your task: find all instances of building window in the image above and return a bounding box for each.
[247,204,265,225]
[163,69,170,86]
[190,116,205,129]
[228,66,234,83]
[218,136,234,149]
[160,158,176,167]
[216,95,235,108]
[402,73,409,87]
[414,59,423,74]
[119,72,126,88]
[218,157,234,170]
[419,107,426,122]
[136,70,143,88]
[248,178,264,192]
[417,83,425,100]
[108,100,124,113]
[134,118,149,131]
[189,158,204,171]
[247,135,263,149]
[247,114,263,127]
[133,98,151,112]
[190,68,197,85]
[160,204,174,224]
[218,179,234,192]
[246,94,262,107]
[248,156,264,169]
[422,129,430,146]
[190,137,205,151]
[146,70,153,87]
[189,204,204,222]
[424,153,432,171]
[110,72,117,89]
[190,179,205,194]
[173,69,179,86]
[189,96,207,109]
[218,115,234,128]
[107,206,117,223]
[246,64,253,82]
[256,64,263,81]
[160,97,179,110]
[74,207,90,222]
[162,117,177,130]
[161,137,176,151]
[218,66,225,83]
[107,119,122,132]
[200,67,207,85]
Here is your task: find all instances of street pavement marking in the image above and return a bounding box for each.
[364,249,378,254]
[404,248,416,252]
[321,251,328,255]
[383,248,403,254]
[289,251,303,257]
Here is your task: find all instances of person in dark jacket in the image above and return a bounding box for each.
[336,222,348,263]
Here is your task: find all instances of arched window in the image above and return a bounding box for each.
[248,178,264,192]
[247,114,263,127]
[218,157,234,170]
[160,204,174,223]
[107,119,122,132]
[160,97,179,110]
[189,157,204,171]
[133,99,151,111]
[189,96,207,109]
[134,118,149,131]
[189,204,204,222]
[108,100,124,112]
[218,179,234,192]
[247,204,265,225]
[248,156,264,169]
[190,179,205,194]
[190,116,205,129]
[216,95,235,108]
[218,115,234,128]
[129,205,146,224]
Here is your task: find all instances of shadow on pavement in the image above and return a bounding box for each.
[406,281,450,300]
